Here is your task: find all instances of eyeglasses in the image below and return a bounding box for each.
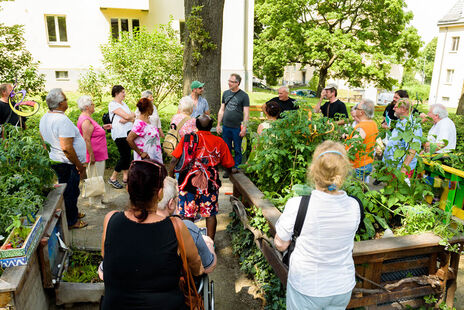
[228,80,238,83]
[129,160,166,186]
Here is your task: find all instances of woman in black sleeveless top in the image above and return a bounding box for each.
[101,159,204,309]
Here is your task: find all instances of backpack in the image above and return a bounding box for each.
[163,116,191,157]
[174,133,199,173]
[102,112,114,132]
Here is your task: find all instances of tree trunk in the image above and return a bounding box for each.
[183,0,225,115]
[457,81,464,115]
[316,67,328,97]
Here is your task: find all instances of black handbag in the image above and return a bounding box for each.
[282,195,310,267]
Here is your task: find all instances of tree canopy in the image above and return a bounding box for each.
[254,0,422,94]
[0,0,45,94]
[417,37,437,85]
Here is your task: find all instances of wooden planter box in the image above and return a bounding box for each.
[0,185,68,310]
[229,172,464,309]
[0,216,44,268]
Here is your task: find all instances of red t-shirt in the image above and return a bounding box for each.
[172,131,235,193]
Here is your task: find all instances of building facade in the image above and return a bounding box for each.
[0,0,254,92]
[429,0,464,108]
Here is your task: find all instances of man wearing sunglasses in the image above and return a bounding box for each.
[190,81,210,118]
[216,73,250,177]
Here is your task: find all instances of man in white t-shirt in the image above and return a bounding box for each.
[39,88,88,229]
[422,104,456,154]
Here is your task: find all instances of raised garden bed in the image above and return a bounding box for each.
[0,185,67,310]
[229,172,464,309]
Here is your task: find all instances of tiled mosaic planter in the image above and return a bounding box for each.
[0,216,44,267]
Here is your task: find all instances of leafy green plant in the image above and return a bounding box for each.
[0,125,54,236]
[78,66,109,106]
[184,5,217,65]
[62,249,101,283]
[101,24,183,108]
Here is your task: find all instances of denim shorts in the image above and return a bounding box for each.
[355,163,373,182]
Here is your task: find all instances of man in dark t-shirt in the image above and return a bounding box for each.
[266,86,298,115]
[217,73,250,173]
[0,83,26,129]
[314,83,348,125]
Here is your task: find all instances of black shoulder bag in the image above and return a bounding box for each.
[223,89,241,107]
[282,195,311,267]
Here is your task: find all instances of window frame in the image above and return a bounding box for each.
[451,36,460,52]
[45,15,69,46]
[110,18,140,39]
[445,69,455,84]
[55,71,69,81]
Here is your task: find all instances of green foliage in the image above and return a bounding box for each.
[0,125,54,236]
[78,66,108,106]
[62,249,101,283]
[254,0,422,90]
[101,24,183,107]
[185,5,217,65]
[227,208,286,309]
[417,37,437,85]
[0,2,45,94]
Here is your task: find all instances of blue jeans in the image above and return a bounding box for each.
[222,125,241,168]
[52,163,80,226]
[355,163,373,182]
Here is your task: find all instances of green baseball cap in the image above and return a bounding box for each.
[191,81,205,90]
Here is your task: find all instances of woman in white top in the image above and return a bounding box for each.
[108,85,136,189]
[275,140,361,310]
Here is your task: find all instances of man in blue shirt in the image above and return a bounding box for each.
[190,80,210,117]
[383,98,422,176]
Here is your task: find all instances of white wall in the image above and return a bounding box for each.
[429,25,464,108]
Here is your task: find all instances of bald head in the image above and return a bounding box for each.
[196,114,213,131]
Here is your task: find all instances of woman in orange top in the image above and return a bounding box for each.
[346,99,379,181]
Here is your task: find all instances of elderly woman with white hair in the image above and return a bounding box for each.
[423,103,456,154]
[169,96,197,137]
[77,95,110,208]
[345,98,379,181]
[39,88,88,228]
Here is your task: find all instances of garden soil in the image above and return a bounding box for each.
[53,170,264,310]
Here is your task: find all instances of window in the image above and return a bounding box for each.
[55,71,69,80]
[45,15,68,43]
[442,97,450,103]
[111,18,140,39]
[179,21,186,43]
[446,69,454,84]
[451,36,460,52]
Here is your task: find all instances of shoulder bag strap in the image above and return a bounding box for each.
[293,195,311,239]
[224,89,241,107]
[176,116,191,131]
[170,217,203,310]
[348,195,365,227]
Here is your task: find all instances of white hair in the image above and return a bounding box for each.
[46,88,65,110]
[360,98,375,119]
[77,95,93,111]
[179,96,194,114]
[430,104,448,119]
[141,90,153,98]
[278,86,289,93]
[157,177,178,211]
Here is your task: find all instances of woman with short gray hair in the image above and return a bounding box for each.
[345,98,379,182]
[40,89,88,228]
[77,95,110,208]
[169,96,197,138]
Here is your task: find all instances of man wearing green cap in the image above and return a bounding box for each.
[190,80,210,117]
